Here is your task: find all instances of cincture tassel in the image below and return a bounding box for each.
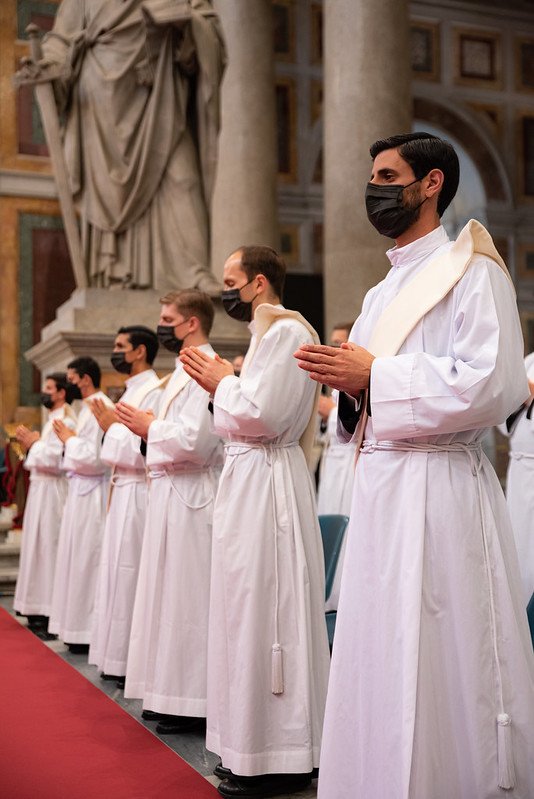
[271,642,284,695]
[497,713,515,790]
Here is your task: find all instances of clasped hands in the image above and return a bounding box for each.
[180,348,234,395]
[91,397,120,433]
[178,342,374,398]
[294,342,375,396]
[115,403,155,440]
[52,419,76,443]
[15,425,40,451]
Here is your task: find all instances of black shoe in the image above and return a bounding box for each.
[141,709,171,721]
[214,762,233,780]
[66,643,90,654]
[27,615,48,629]
[34,629,57,641]
[217,772,313,798]
[116,676,125,689]
[100,672,124,682]
[156,716,206,735]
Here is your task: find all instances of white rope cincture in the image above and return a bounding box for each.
[224,441,299,695]
[149,466,214,510]
[266,445,284,695]
[360,438,516,790]
[508,451,534,461]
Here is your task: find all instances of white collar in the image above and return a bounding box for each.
[125,368,157,389]
[173,342,213,371]
[48,406,66,420]
[386,225,449,269]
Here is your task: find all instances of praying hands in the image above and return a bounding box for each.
[180,347,234,395]
[91,397,120,433]
[52,418,76,443]
[294,341,375,396]
[115,402,155,440]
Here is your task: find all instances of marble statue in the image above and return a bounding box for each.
[16,0,226,294]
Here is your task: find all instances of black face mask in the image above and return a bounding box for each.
[365,178,426,239]
[221,279,257,323]
[67,383,82,402]
[40,393,54,410]
[157,324,184,354]
[110,351,133,375]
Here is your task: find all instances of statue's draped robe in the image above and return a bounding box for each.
[318,226,534,799]
[42,0,225,289]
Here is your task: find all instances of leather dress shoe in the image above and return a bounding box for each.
[217,772,313,797]
[66,643,89,654]
[156,716,206,735]
[34,629,57,641]
[141,709,170,721]
[100,672,123,682]
[116,676,125,689]
[214,762,233,780]
[27,615,48,629]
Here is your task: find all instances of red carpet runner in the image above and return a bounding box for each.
[0,609,218,799]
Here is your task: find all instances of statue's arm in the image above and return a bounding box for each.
[14,0,85,88]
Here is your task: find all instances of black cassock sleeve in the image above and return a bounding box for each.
[338,390,367,436]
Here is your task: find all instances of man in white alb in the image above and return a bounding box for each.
[119,290,223,734]
[316,322,355,613]
[181,246,330,799]
[296,133,534,799]
[500,353,534,605]
[13,372,77,636]
[49,357,114,651]
[89,326,161,685]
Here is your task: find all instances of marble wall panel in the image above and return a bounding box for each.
[0,196,67,423]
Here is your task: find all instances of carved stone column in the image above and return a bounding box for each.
[323,0,412,333]
[211,0,279,279]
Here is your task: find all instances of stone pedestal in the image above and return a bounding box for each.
[25,289,250,388]
[323,0,412,334]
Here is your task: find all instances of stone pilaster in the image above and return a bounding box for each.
[211,0,279,278]
[323,0,412,333]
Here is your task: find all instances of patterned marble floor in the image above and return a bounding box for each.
[0,594,317,799]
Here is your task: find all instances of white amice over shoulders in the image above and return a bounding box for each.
[101,369,162,470]
[25,406,76,474]
[147,347,223,470]
[213,316,316,445]
[63,391,114,476]
[344,232,528,445]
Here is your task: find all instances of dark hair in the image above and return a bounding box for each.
[159,289,215,336]
[45,371,74,404]
[117,325,159,365]
[234,245,286,300]
[369,132,460,217]
[67,356,101,388]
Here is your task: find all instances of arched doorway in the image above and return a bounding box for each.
[413,120,488,237]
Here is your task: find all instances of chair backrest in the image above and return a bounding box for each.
[528,592,534,651]
[319,514,349,601]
